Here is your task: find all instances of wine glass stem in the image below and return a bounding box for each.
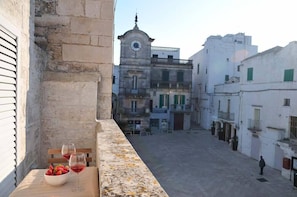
[77,174,79,190]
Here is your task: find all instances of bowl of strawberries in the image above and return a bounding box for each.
[44,164,70,186]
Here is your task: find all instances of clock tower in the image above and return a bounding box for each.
[118,14,154,65]
[117,15,154,133]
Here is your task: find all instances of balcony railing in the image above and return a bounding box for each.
[124,88,149,97]
[170,104,192,112]
[248,119,262,131]
[121,107,147,117]
[151,108,168,113]
[218,111,235,121]
[150,81,191,90]
[151,57,193,66]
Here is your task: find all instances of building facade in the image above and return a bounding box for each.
[116,19,192,133]
[240,42,297,179]
[190,33,258,129]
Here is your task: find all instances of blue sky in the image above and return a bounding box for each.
[114,0,297,65]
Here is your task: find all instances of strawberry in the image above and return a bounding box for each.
[55,170,62,175]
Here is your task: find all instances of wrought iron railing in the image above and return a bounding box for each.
[218,111,235,121]
[248,119,262,131]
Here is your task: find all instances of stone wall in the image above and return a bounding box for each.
[35,0,114,166]
[97,119,169,196]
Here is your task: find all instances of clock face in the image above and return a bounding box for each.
[131,40,141,51]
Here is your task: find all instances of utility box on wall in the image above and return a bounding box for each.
[283,158,291,169]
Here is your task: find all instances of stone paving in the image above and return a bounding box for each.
[127,129,297,197]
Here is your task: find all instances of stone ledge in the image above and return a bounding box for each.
[96,119,168,196]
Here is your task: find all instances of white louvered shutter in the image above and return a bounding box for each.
[0,26,17,197]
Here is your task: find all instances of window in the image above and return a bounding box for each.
[284,98,290,106]
[168,55,173,63]
[206,68,208,74]
[237,65,240,72]
[162,70,169,81]
[247,67,253,81]
[152,54,158,58]
[174,95,185,105]
[177,71,184,82]
[225,75,229,82]
[159,94,169,108]
[132,75,137,89]
[112,75,115,84]
[197,64,200,74]
[131,101,137,112]
[218,100,221,111]
[284,69,294,81]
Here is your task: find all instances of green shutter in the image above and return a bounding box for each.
[284,69,294,81]
[247,67,253,81]
[174,95,178,104]
[225,75,229,82]
[166,94,169,108]
[181,95,185,104]
[159,95,163,108]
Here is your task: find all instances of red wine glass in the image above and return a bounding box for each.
[61,143,76,160]
[69,152,86,191]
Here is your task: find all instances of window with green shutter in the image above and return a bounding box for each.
[284,69,294,81]
[247,67,253,81]
[225,75,229,82]
[177,71,183,82]
[162,70,169,81]
[159,94,169,108]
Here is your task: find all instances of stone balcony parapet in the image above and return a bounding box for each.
[96,119,168,196]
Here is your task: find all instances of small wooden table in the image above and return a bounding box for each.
[9,167,99,197]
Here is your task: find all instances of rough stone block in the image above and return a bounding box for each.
[86,0,101,18]
[48,33,90,45]
[91,35,99,45]
[62,44,112,64]
[70,17,112,36]
[56,0,84,16]
[99,36,112,47]
[101,1,114,20]
[35,15,70,27]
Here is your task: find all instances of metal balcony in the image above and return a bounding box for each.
[248,119,262,132]
[218,111,235,121]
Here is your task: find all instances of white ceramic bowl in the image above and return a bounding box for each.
[44,171,69,186]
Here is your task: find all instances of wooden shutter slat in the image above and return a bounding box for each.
[0,97,15,105]
[0,68,16,78]
[0,60,17,71]
[0,104,16,112]
[0,30,17,46]
[0,83,16,91]
[0,46,17,60]
[0,76,16,84]
[0,53,16,65]
[0,38,17,53]
[0,90,16,97]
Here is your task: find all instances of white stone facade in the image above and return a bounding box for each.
[240,42,297,179]
[190,33,258,129]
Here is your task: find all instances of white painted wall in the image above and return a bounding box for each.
[240,41,297,173]
[191,33,258,129]
[151,46,180,59]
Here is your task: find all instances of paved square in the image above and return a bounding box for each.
[128,129,297,197]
